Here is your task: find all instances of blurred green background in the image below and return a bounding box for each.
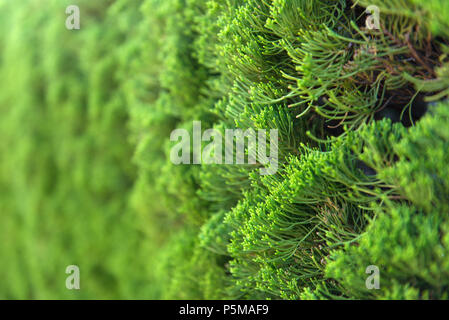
[2,0,449,300]
[0,0,162,299]
[0,0,230,300]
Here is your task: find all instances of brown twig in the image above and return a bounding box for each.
[405,32,436,77]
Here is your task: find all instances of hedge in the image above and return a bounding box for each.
[0,0,448,299]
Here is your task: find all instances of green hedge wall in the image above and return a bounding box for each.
[0,0,448,299]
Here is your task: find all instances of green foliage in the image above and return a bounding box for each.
[1,0,449,300]
[0,0,153,299]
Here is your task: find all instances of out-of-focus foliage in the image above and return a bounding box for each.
[0,0,153,299]
[0,0,448,299]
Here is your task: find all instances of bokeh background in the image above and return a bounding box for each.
[0,0,176,299]
[1,0,449,300]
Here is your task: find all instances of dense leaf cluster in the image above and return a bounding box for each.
[0,0,448,299]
